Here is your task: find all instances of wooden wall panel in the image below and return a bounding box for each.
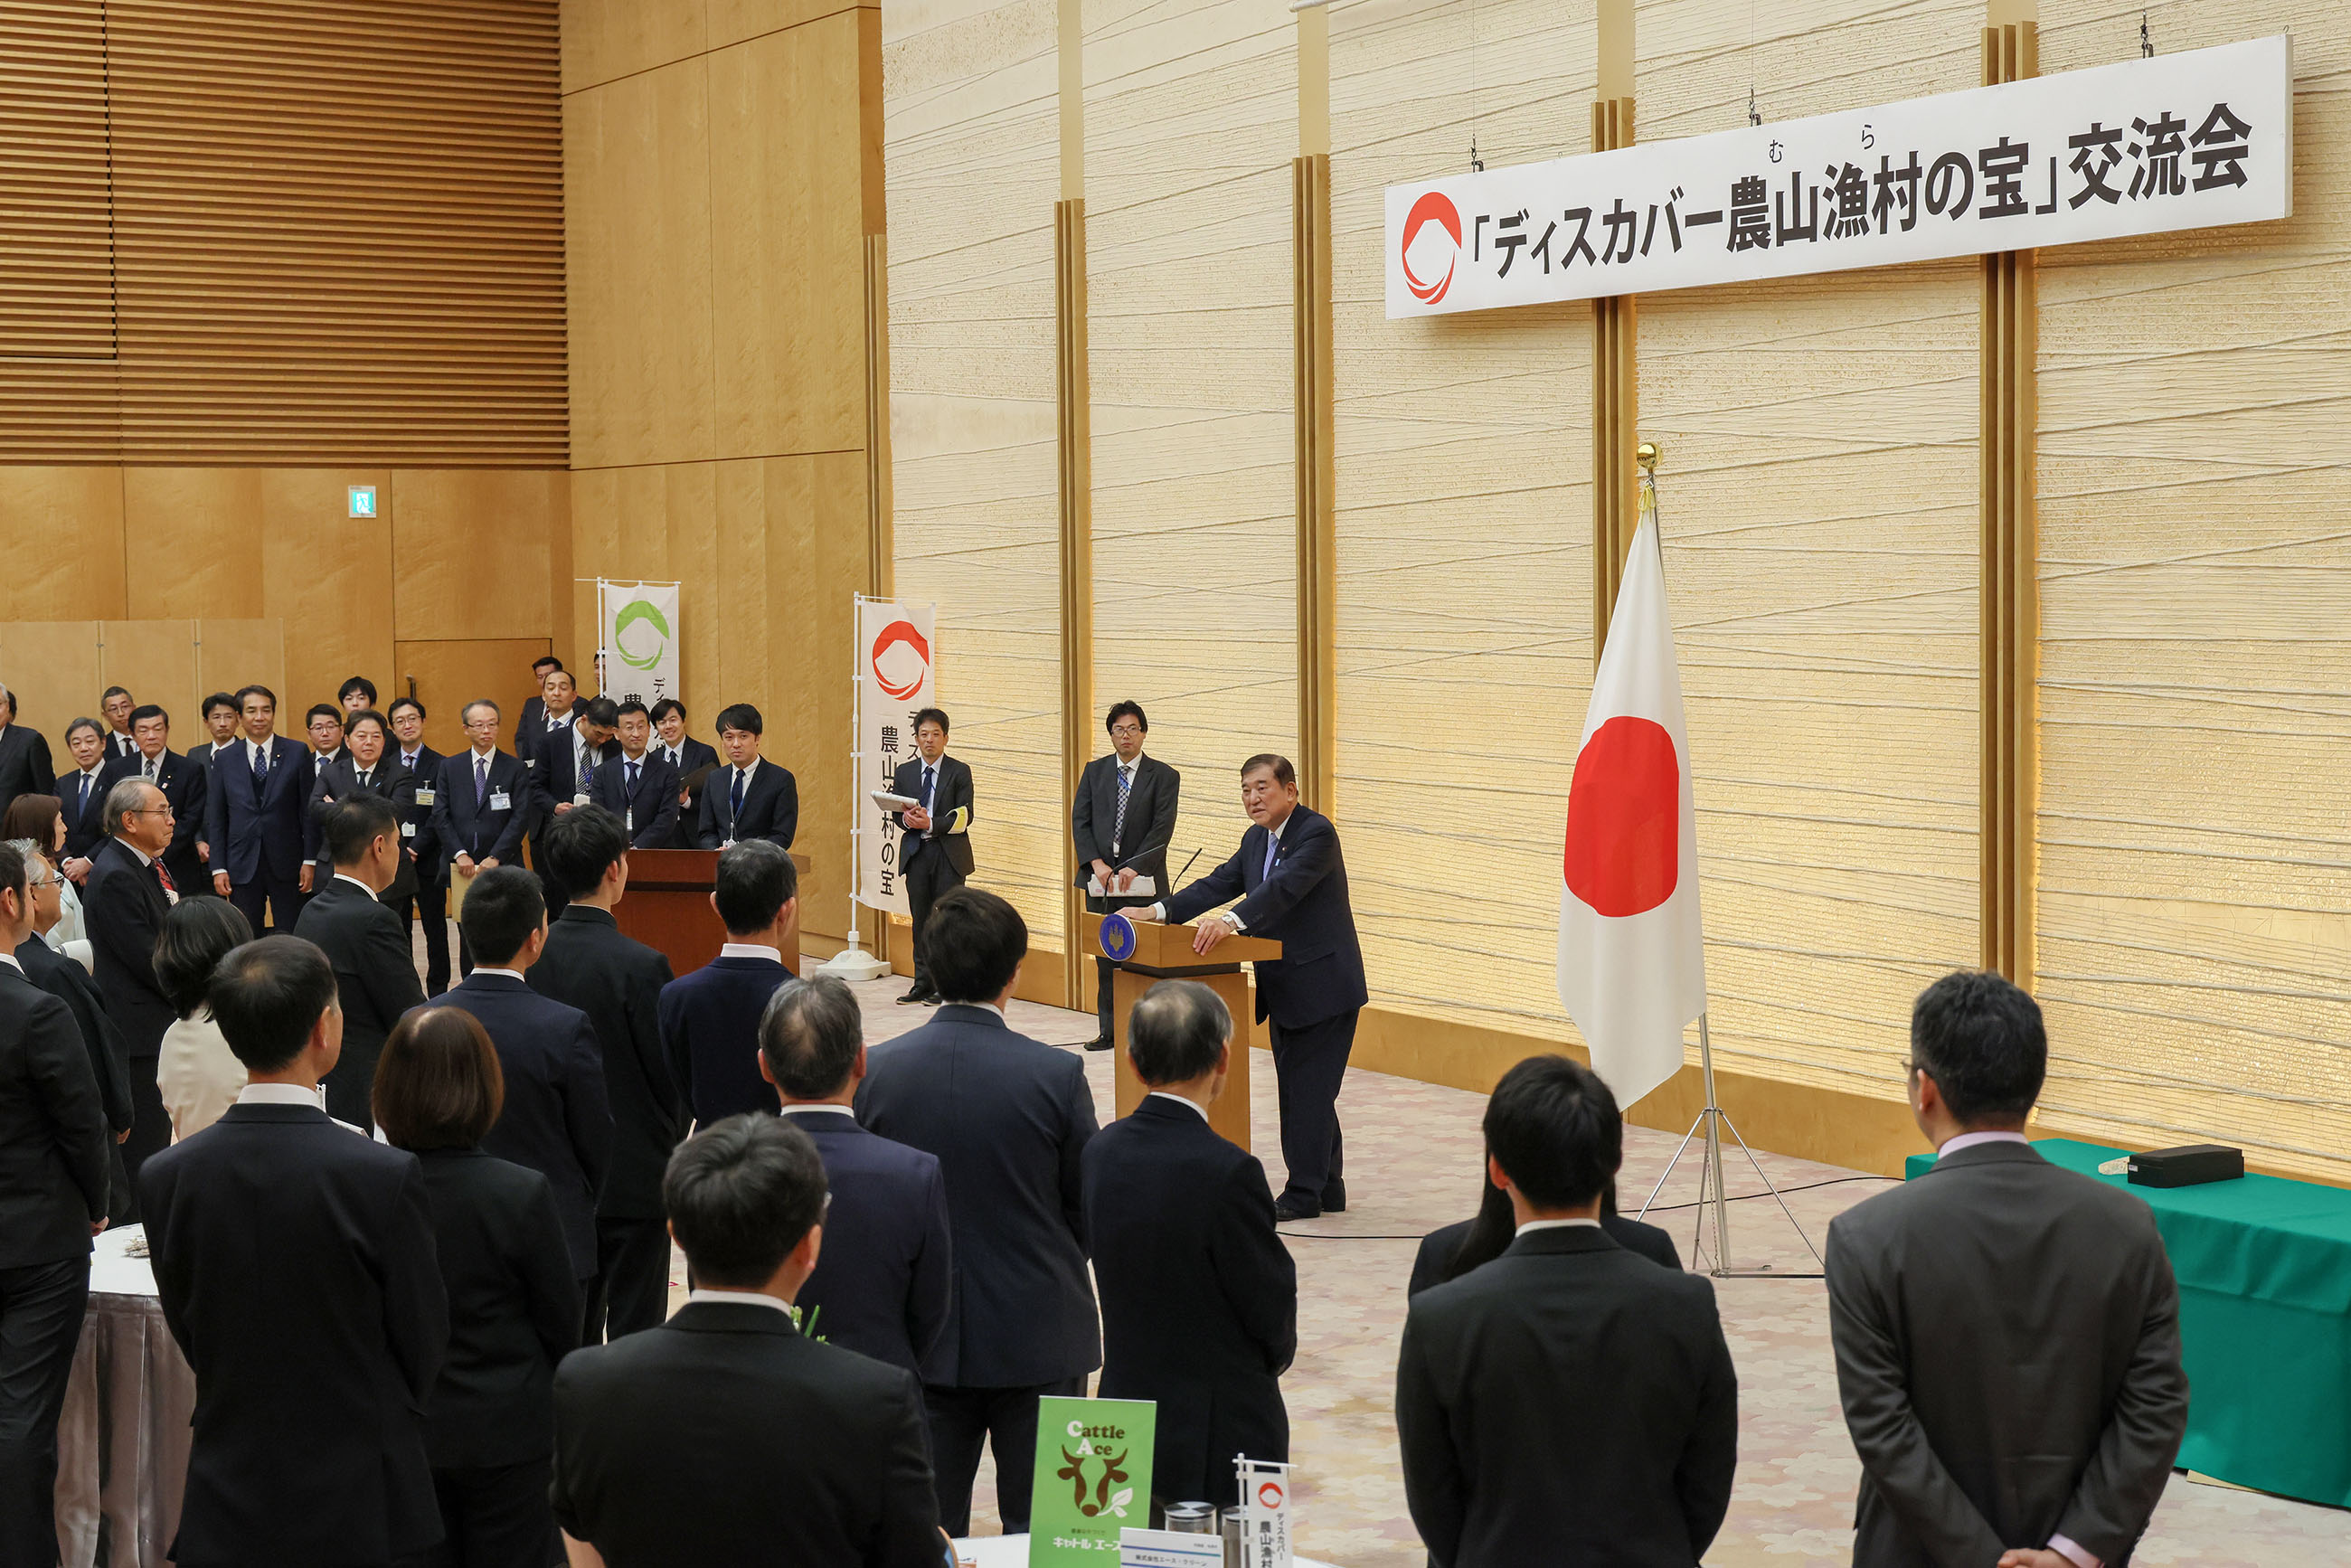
[390,471,566,644]
[711,0,857,51]
[708,14,873,459]
[122,471,268,620]
[0,622,100,744]
[194,620,286,709]
[561,0,709,92]
[394,638,557,758]
[0,1,566,466]
[0,0,113,362]
[564,62,718,470]
[258,472,397,722]
[99,621,202,738]
[0,468,126,621]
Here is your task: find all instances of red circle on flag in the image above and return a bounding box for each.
[1563,715,1680,917]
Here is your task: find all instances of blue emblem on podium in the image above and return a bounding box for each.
[1100,911,1138,964]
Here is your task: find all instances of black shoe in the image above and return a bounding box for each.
[1083,1034,1117,1052]
[1272,1199,1320,1223]
[897,987,929,1005]
[921,992,941,1006]
[1320,1183,1346,1214]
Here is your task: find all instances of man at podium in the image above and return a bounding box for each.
[1147,754,1365,1222]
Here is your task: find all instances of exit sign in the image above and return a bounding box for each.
[348,485,377,518]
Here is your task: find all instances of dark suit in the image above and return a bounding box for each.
[307,752,418,902]
[426,974,612,1285]
[203,735,315,932]
[102,747,208,893]
[1164,805,1367,1212]
[1827,1139,2188,1568]
[1408,1210,1682,1297]
[551,1299,942,1566]
[430,748,531,875]
[584,750,681,849]
[413,1148,579,1568]
[103,729,135,762]
[83,836,177,1176]
[392,744,451,994]
[526,729,620,896]
[694,757,798,849]
[296,875,429,1129]
[0,722,55,824]
[658,951,791,1129]
[1072,751,1179,1038]
[140,1100,449,1568]
[0,959,109,1565]
[891,752,973,996]
[779,1105,951,1380]
[57,765,111,864]
[528,907,681,1340]
[513,694,548,755]
[16,936,135,1223]
[1398,1224,1738,1566]
[1083,1094,1295,1510]
[855,1004,1100,1534]
[649,738,719,847]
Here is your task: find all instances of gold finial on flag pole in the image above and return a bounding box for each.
[1636,439,1659,470]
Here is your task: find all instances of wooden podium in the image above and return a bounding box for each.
[616,848,811,977]
[1081,912,1277,1151]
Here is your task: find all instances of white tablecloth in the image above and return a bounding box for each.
[56,1224,192,1568]
[952,1534,1339,1567]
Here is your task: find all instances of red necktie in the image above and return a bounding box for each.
[156,861,175,896]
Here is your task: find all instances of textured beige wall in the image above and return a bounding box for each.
[1326,0,1600,1040]
[883,0,1071,950]
[1631,0,1984,1106]
[1083,0,1298,868]
[2032,0,2351,1183]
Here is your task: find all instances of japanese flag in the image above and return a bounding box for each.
[1556,496,1706,1108]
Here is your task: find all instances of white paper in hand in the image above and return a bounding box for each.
[1086,874,1157,899]
[870,790,920,811]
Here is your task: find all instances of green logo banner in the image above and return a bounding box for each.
[1029,1396,1156,1563]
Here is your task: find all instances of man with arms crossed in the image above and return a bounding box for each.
[1828,971,2187,1568]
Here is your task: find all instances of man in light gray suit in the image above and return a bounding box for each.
[1827,971,2187,1568]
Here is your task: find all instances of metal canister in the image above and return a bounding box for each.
[1221,1505,1246,1567]
[1162,1501,1216,1534]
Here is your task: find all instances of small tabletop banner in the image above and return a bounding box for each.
[1235,1459,1292,1568]
[1029,1396,1156,1563]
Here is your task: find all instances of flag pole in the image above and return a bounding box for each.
[1625,441,1824,1280]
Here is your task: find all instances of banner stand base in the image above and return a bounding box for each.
[814,934,892,982]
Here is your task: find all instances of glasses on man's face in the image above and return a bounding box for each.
[26,874,59,890]
[1109,724,1142,738]
[134,806,174,818]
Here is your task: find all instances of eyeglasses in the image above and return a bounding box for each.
[132,806,175,817]
[25,874,59,890]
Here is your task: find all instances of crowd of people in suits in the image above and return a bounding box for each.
[0,659,2195,1568]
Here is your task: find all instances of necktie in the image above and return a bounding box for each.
[251,743,267,790]
[1113,762,1132,851]
[357,768,371,789]
[921,764,936,809]
[143,758,156,783]
[626,760,639,796]
[1262,830,1278,883]
[77,773,90,817]
[730,768,747,823]
[155,860,175,896]
[475,755,488,806]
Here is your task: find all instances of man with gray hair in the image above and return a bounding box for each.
[83,778,181,1177]
[756,975,950,1378]
[1081,978,1296,1516]
[0,684,56,825]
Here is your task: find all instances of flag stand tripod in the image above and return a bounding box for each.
[1634,1012,1825,1279]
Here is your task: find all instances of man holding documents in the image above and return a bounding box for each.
[1147,754,1364,1221]
[1072,702,1179,1051]
[889,708,972,1006]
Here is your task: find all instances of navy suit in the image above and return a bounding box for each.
[82,836,178,1178]
[658,953,792,1129]
[779,1105,952,1380]
[585,750,681,849]
[1084,1094,1296,1510]
[392,744,451,994]
[854,1004,1099,1535]
[648,738,719,847]
[296,876,428,1130]
[426,974,612,1283]
[57,766,111,864]
[1164,804,1367,1214]
[202,736,316,932]
[527,731,621,893]
[694,759,798,849]
[101,748,208,893]
[429,748,531,874]
[0,722,55,826]
[890,754,973,997]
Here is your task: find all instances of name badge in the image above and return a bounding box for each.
[489,790,512,811]
[401,822,416,838]
[573,791,590,807]
[722,837,736,849]
[413,788,435,806]
[524,757,538,769]
[625,808,635,833]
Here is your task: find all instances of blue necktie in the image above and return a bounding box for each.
[250,742,268,798]
[475,755,488,807]
[730,769,747,823]
[1261,831,1278,883]
[626,760,639,797]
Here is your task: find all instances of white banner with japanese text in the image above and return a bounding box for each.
[854,599,937,917]
[596,581,682,708]
[1386,34,2291,316]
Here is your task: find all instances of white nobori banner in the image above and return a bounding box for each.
[854,599,936,917]
[596,581,683,707]
[1386,33,2291,316]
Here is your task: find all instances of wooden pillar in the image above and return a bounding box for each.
[1293,5,1335,816]
[1591,95,1638,654]
[1980,20,2038,988]
[1054,0,1091,1011]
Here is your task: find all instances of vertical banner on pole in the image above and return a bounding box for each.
[596,581,684,707]
[1235,1458,1292,1566]
[854,600,936,917]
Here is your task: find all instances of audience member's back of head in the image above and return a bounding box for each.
[713,840,795,937]
[374,1006,505,1153]
[155,896,256,1020]
[1128,979,1228,1086]
[324,793,401,868]
[1911,968,2044,1129]
[459,865,544,968]
[542,804,628,904]
[0,837,23,913]
[922,887,1025,1005]
[759,976,863,1100]
[0,794,62,851]
[208,935,339,1073]
[1483,1054,1622,1211]
[663,1114,826,1289]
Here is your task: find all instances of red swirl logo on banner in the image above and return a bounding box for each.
[870,619,931,701]
[1401,191,1461,305]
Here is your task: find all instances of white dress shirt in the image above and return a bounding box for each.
[1145,1090,1211,1122]
[718,942,783,965]
[684,1288,797,1317]
[1515,1216,1602,1235]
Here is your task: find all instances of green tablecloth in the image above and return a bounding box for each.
[1903,1137,2351,1508]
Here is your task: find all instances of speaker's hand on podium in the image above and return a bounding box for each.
[1192,912,1240,955]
